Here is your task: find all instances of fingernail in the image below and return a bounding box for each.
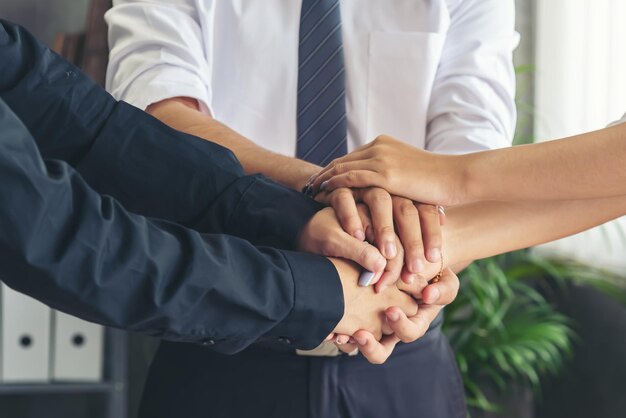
[335,336,344,345]
[428,248,442,262]
[410,259,424,274]
[355,336,367,346]
[384,242,397,258]
[359,270,376,286]
[387,311,400,322]
[429,287,441,303]
[354,229,365,241]
[406,274,416,285]
[320,181,329,190]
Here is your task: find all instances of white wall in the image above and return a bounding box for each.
[533,0,626,276]
[535,0,626,140]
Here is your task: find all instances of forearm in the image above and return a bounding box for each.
[0,100,342,353]
[443,196,626,265]
[462,123,626,203]
[148,98,319,190]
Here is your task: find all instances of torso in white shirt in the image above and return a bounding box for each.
[106,0,519,157]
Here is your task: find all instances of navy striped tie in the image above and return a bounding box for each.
[296,0,347,166]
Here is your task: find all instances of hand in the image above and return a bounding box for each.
[317,187,445,288]
[329,258,419,340]
[298,207,387,274]
[311,135,465,206]
[336,268,460,364]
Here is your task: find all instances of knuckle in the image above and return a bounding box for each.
[377,225,395,236]
[419,204,439,217]
[345,170,359,182]
[406,240,424,252]
[398,201,418,217]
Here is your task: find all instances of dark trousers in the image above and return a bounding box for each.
[139,323,466,418]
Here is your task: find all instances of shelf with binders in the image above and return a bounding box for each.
[0,326,128,418]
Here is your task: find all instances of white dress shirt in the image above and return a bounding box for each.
[106,0,519,157]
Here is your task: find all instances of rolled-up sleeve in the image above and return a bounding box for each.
[106,0,214,112]
[426,0,519,154]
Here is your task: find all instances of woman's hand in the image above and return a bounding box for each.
[311,135,466,206]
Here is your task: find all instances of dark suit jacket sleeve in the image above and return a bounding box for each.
[0,23,344,353]
[0,19,316,251]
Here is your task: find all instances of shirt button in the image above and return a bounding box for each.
[200,338,215,346]
[277,337,292,345]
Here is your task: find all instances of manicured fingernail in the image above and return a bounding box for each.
[410,259,424,274]
[387,311,400,322]
[384,242,397,258]
[320,181,329,190]
[359,270,376,286]
[355,336,367,346]
[428,248,441,262]
[354,229,365,241]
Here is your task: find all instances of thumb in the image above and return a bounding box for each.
[335,232,386,277]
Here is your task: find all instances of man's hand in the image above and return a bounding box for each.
[298,206,387,274]
[316,187,444,290]
[328,258,419,339]
[336,269,460,364]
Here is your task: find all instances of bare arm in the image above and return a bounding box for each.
[443,196,626,268]
[462,123,626,203]
[312,123,626,205]
[147,97,318,190]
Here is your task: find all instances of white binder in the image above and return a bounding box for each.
[0,283,51,383]
[51,310,103,381]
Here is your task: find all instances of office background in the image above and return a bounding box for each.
[0,1,624,418]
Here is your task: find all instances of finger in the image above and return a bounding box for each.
[325,333,335,341]
[332,234,387,276]
[362,188,396,260]
[319,171,387,194]
[355,203,374,243]
[417,204,443,263]
[392,197,426,277]
[336,342,358,354]
[437,206,447,226]
[335,334,351,345]
[312,149,375,188]
[328,188,365,240]
[386,304,443,344]
[375,236,404,292]
[399,264,419,289]
[353,330,400,365]
[421,269,460,305]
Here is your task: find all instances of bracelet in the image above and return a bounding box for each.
[430,252,444,284]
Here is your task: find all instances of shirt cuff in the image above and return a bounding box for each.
[269,251,344,350]
[202,174,324,250]
[113,65,213,114]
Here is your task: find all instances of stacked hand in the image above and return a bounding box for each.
[298,163,459,364]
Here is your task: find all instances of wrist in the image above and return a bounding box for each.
[451,154,476,205]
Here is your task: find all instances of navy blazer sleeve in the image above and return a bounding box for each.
[0,22,344,353]
[0,20,315,251]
